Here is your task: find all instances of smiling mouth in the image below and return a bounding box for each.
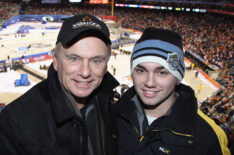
[143,90,159,97]
[79,81,89,84]
[74,79,92,86]
[145,91,154,94]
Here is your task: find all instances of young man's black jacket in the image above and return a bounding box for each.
[0,64,119,155]
[115,84,230,155]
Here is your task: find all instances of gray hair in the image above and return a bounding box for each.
[54,42,62,57]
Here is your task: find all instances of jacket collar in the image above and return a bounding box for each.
[47,64,119,124]
[158,84,198,134]
[117,84,198,135]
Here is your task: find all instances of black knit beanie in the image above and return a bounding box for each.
[131,27,185,83]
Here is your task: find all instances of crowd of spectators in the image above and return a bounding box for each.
[200,80,233,151]
[200,59,233,129]
[21,3,233,70]
[0,1,19,24]
[1,1,233,151]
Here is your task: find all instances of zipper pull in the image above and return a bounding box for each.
[139,136,144,142]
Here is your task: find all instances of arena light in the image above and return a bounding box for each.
[114,3,206,13]
[199,9,207,13]
[193,8,200,12]
[129,4,138,8]
[168,7,173,10]
[69,0,82,2]
[41,0,61,3]
[90,0,108,4]
[140,5,155,9]
[160,6,167,10]
[155,6,161,9]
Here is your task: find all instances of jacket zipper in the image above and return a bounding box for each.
[152,128,193,137]
[139,128,193,142]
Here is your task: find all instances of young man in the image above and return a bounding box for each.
[116,27,230,155]
[0,14,119,155]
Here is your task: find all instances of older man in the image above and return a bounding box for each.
[0,14,119,155]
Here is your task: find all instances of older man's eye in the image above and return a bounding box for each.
[92,59,101,64]
[71,57,78,62]
[90,57,106,65]
[67,56,80,64]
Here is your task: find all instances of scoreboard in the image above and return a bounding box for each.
[90,0,109,4]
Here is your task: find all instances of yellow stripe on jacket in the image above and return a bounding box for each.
[198,110,231,155]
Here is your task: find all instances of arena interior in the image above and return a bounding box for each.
[0,0,233,153]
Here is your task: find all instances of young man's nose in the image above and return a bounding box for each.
[145,73,156,87]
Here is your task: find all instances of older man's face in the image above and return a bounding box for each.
[53,37,109,102]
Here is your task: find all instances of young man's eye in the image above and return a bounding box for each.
[159,71,168,76]
[135,68,144,73]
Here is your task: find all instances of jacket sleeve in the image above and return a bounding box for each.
[198,110,231,155]
[0,109,25,155]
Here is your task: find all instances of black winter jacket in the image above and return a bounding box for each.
[0,64,119,155]
[116,84,230,155]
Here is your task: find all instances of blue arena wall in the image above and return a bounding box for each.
[1,15,72,28]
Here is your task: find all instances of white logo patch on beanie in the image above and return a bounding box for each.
[167,53,180,71]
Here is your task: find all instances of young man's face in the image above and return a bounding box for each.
[132,62,177,107]
[53,37,109,101]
